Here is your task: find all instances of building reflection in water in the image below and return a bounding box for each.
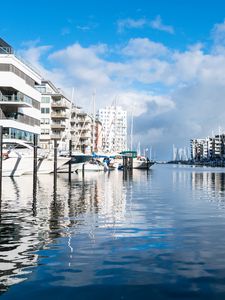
[191,171,225,202]
[172,166,225,204]
[0,171,130,293]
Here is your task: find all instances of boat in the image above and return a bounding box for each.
[57,152,92,173]
[76,159,105,172]
[2,139,70,176]
[132,156,154,169]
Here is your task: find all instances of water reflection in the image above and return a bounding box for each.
[0,171,131,293]
[4,167,225,299]
[172,165,225,208]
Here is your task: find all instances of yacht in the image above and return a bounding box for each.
[132,156,155,169]
[2,139,70,176]
[57,152,92,173]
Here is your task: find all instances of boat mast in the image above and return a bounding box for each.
[130,107,133,151]
[92,91,96,153]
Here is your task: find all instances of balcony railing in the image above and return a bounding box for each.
[0,94,32,107]
[51,112,68,119]
[51,100,69,109]
[51,123,66,130]
[50,134,64,140]
[0,46,13,54]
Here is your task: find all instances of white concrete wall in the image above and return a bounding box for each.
[0,54,42,84]
[0,119,40,134]
[0,72,41,101]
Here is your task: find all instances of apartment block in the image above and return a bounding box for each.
[36,80,71,150]
[97,106,127,153]
[70,106,102,153]
[0,38,42,143]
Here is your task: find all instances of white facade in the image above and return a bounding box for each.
[0,39,42,142]
[36,80,71,150]
[70,106,97,153]
[97,106,127,153]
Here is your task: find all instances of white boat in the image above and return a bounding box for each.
[2,139,70,176]
[132,156,154,169]
[76,159,105,172]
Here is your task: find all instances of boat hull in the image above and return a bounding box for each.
[132,161,154,169]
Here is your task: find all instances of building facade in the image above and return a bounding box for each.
[190,135,225,161]
[36,80,71,150]
[0,38,42,143]
[70,106,102,153]
[97,106,127,153]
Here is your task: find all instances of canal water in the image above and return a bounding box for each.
[1,164,225,299]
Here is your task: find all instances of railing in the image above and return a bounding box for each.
[0,46,42,77]
[51,123,66,129]
[0,46,13,54]
[50,134,64,139]
[51,100,69,109]
[51,112,68,118]
[0,112,40,126]
[0,94,32,105]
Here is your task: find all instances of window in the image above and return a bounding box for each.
[41,96,50,103]
[41,129,49,135]
[41,108,50,114]
[41,118,50,124]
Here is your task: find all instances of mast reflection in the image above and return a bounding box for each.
[0,171,129,293]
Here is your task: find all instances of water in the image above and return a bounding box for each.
[1,165,225,299]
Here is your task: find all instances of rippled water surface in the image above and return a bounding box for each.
[1,164,225,299]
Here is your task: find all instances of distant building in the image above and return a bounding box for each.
[70,106,102,153]
[97,106,127,153]
[190,134,225,161]
[0,38,42,143]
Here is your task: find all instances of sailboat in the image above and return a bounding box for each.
[129,111,154,170]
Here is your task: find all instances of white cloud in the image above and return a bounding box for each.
[211,19,225,44]
[150,15,174,34]
[19,25,225,159]
[117,18,147,33]
[117,15,174,34]
[122,38,169,58]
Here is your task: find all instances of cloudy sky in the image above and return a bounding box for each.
[1,0,225,159]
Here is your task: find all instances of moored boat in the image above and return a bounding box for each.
[2,139,70,176]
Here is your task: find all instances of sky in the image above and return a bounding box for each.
[1,0,225,160]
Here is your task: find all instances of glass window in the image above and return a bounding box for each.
[41,108,50,114]
[41,96,50,103]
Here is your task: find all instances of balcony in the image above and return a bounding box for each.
[50,134,64,140]
[0,94,32,108]
[51,112,68,119]
[51,100,70,109]
[51,123,66,130]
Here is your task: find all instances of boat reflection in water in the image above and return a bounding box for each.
[0,171,130,294]
[3,166,225,299]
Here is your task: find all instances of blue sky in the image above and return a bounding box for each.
[1,0,225,159]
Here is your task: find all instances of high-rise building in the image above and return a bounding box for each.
[0,38,42,143]
[97,106,127,153]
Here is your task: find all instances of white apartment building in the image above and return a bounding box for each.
[36,80,71,150]
[70,106,102,153]
[0,38,42,143]
[97,106,127,153]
